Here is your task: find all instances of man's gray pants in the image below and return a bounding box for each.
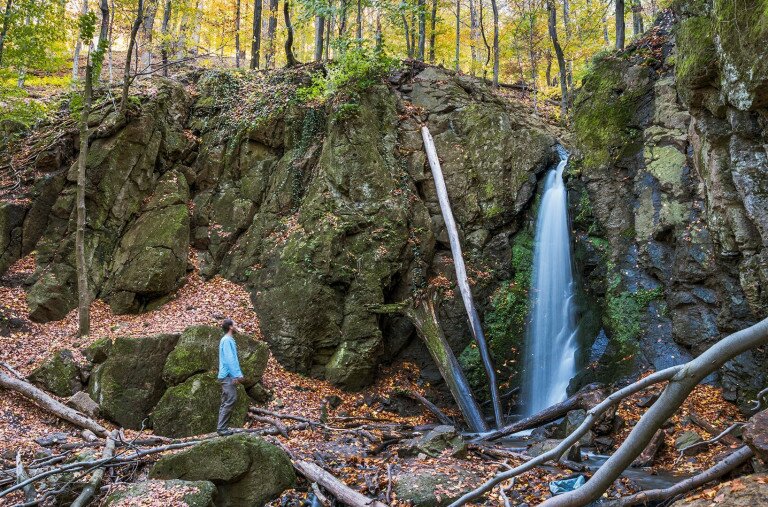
[217,377,237,431]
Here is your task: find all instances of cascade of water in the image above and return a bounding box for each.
[522,148,579,416]
[421,126,503,428]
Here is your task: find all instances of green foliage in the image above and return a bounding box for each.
[2,0,68,77]
[605,286,664,354]
[0,85,48,126]
[297,43,397,103]
[77,12,97,43]
[574,188,598,235]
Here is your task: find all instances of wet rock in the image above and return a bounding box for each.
[527,439,563,457]
[104,479,216,507]
[29,349,82,397]
[150,434,295,507]
[34,432,69,447]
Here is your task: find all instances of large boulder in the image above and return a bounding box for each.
[394,466,480,507]
[104,479,216,507]
[398,425,467,458]
[162,325,269,387]
[744,409,768,463]
[151,373,249,437]
[28,349,83,397]
[88,334,179,429]
[0,201,26,276]
[150,434,295,507]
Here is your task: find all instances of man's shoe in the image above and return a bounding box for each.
[217,428,234,436]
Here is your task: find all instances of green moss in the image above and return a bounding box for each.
[675,16,717,93]
[573,56,649,170]
[605,286,664,354]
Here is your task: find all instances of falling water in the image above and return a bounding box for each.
[522,148,579,416]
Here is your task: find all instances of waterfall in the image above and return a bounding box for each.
[421,126,503,428]
[522,148,579,416]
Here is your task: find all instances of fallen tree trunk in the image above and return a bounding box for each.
[406,297,488,433]
[293,460,387,507]
[70,430,118,507]
[481,384,607,440]
[539,317,768,507]
[631,428,665,467]
[401,390,454,426]
[0,372,109,437]
[607,446,754,506]
[689,411,742,447]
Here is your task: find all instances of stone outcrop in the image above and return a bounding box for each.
[150,434,295,507]
[570,3,768,408]
[28,349,82,397]
[670,474,768,507]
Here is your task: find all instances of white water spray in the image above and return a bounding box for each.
[522,149,579,416]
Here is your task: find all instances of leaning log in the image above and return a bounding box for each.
[0,371,109,437]
[406,296,488,433]
[71,430,118,507]
[631,428,665,467]
[481,384,607,440]
[293,460,387,507]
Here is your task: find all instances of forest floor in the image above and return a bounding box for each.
[0,250,750,506]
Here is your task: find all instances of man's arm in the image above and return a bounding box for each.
[228,338,244,380]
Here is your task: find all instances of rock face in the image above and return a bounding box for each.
[1,64,558,392]
[104,479,216,507]
[150,434,295,507]
[744,409,768,463]
[88,334,179,428]
[28,349,82,397]
[570,5,768,408]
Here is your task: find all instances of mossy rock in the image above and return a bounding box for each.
[104,479,216,507]
[88,334,179,429]
[151,373,248,438]
[83,337,112,364]
[162,325,269,386]
[675,16,717,103]
[150,434,296,507]
[28,349,82,397]
[394,466,480,507]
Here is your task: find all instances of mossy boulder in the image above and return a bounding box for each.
[393,466,480,507]
[150,434,296,507]
[83,337,112,364]
[104,479,216,507]
[28,349,82,397]
[88,334,179,429]
[162,325,269,387]
[152,373,248,438]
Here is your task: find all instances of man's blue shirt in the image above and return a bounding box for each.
[218,334,243,379]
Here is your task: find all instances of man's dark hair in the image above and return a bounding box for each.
[222,319,234,332]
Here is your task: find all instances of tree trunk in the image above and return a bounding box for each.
[615,0,625,49]
[141,0,157,71]
[541,317,768,507]
[0,372,109,437]
[631,0,643,36]
[0,0,12,67]
[325,15,331,59]
[314,15,325,61]
[469,0,478,75]
[70,431,118,507]
[547,0,568,120]
[529,12,538,114]
[251,0,262,68]
[356,0,362,42]
[265,0,278,68]
[405,298,488,432]
[454,0,460,71]
[490,0,499,86]
[374,8,381,49]
[121,0,144,112]
[284,0,297,66]
[160,0,171,76]
[293,461,388,507]
[76,60,92,338]
[428,0,437,62]
[402,14,411,58]
[338,0,347,37]
[98,0,110,80]
[417,0,425,60]
[235,0,242,67]
[72,0,89,80]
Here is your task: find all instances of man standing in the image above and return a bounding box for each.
[217,318,243,436]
